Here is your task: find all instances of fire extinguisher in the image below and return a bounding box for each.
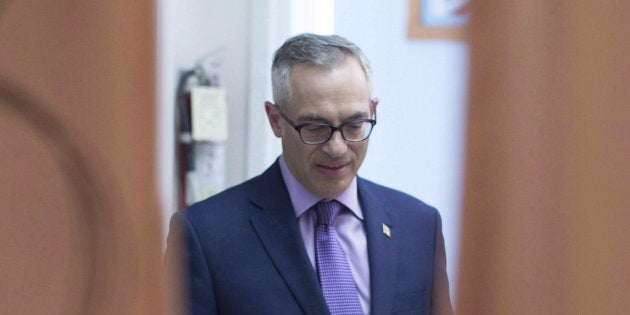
[175,50,227,210]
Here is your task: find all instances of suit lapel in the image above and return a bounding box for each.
[249,162,329,315]
[359,178,399,315]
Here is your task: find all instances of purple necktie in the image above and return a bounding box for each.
[315,200,364,315]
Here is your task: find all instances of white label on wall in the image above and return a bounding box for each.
[191,86,228,141]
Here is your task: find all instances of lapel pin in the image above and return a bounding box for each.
[382,223,391,238]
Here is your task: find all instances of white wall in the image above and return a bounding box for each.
[157,0,251,233]
[335,1,468,299]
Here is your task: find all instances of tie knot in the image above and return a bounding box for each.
[315,200,342,226]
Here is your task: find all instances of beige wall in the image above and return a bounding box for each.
[457,0,629,314]
[0,1,167,314]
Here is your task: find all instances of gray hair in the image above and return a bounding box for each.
[271,33,373,107]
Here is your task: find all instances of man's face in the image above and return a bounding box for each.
[266,57,377,198]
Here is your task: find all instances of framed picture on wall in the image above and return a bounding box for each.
[408,0,469,40]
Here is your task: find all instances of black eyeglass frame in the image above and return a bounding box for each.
[276,107,377,145]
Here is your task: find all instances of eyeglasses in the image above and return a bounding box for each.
[276,108,377,145]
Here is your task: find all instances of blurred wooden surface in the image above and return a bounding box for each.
[458,0,629,314]
[0,1,168,314]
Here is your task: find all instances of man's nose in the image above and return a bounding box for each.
[322,129,347,157]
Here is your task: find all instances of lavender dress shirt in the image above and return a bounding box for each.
[279,156,371,314]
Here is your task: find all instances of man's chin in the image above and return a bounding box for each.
[311,179,351,199]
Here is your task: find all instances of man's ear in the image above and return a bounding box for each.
[265,101,283,137]
[370,97,379,117]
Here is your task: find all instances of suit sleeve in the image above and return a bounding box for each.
[165,212,218,315]
[430,212,455,315]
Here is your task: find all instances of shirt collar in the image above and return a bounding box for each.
[279,155,363,220]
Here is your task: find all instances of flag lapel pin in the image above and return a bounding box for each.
[382,223,391,238]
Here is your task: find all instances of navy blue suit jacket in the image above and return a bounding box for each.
[166,161,453,315]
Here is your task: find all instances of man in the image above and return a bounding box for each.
[166,33,453,315]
